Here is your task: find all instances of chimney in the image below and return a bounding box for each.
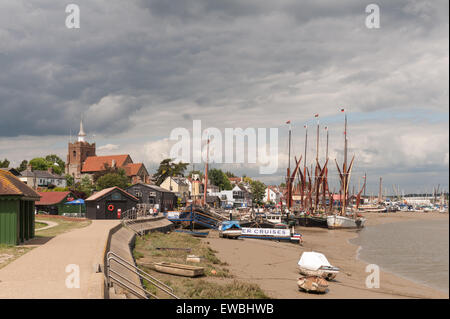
[27,163,32,171]
[48,166,54,174]
[112,160,116,168]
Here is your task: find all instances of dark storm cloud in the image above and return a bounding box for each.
[0,0,448,192]
[0,0,447,137]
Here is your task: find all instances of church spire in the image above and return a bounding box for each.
[78,118,86,142]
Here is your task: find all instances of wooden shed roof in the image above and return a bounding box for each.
[85,186,139,202]
[36,191,72,206]
[0,170,41,199]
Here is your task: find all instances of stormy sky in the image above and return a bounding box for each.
[0,0,448,194]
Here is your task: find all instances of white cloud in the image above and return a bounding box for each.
[0,0,448,193]
[97,143,120,152]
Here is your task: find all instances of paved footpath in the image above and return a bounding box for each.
[0,220,120,299]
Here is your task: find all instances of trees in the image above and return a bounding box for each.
[250,180,266,206]
[225,171,236,178]
[28,155,65,174]
[208,169,232,191]
[65,174,75,187]
[96,169,130,191]
[93,163,123,182]
[16,160,28,172]
[0,158,10,168]
[29,157,50,170]
[70,175,95,199]
[153,158,188,186]
[243,176,253,184]
[45,154,65,175]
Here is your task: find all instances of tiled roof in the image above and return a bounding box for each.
[127,183,175,194]
[81,155,130,173]
[170,176,189,186]
[36,191,71,205]
[0,170,41,199]
[85,186,139,202]
[124,163,144,176]
[20,169,64,179]
[0,168,21,176]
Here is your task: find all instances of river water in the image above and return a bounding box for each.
[350,219,449,293]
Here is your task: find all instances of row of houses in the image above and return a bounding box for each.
[1,167,67,189]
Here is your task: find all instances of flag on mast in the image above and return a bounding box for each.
[341,108,345,112]
[286,120,291,124]
[314,114,319,117]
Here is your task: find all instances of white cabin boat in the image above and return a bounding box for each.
[265,213,282,224]
[298,252,340,280]
[327,215,366,229]
[358,205,387,213]
[219,221,242,239]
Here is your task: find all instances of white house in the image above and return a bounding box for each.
[210,185,252,209]
[264,186,281,204]
[19,168,67,189]
[160,176,190,199]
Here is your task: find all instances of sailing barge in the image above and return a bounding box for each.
[326,111,366,229]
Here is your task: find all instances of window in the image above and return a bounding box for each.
[111,192,122,200]
[73,150,76,158]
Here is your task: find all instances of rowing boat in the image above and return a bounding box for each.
[297,276,328,293]
[174,229,209,238]
[153,262,205,277]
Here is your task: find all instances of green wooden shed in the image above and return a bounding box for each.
[0,170,41,245]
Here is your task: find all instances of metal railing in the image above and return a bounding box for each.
[120,208,145,236]
[120,206,165,236]
[106,251,179,299]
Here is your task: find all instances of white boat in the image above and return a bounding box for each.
[327,215,366,229]
[265,213,282,224]
[298,252,340,280]
[219,229,242,238]
[219,221,242,239]
[358,206,387,213]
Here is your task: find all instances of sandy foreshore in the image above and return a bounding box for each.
[204,211,449,299]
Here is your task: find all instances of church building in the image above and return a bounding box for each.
[65,120,150,184]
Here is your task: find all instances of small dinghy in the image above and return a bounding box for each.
[297,276,328,293]
[298,251,340,280]
[153,262,205,277]
[219,221,242,239]
[174,229,209,238]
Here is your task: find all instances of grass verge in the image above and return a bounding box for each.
[35,222,47,230]
[134,231,269,299]
[0,244,34,269]
[35,218,91,238]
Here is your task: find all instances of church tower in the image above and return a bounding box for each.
[66,119,96,180]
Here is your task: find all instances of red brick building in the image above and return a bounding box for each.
[66,120,150,184]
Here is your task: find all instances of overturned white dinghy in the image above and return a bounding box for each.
[298,252,340,280]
